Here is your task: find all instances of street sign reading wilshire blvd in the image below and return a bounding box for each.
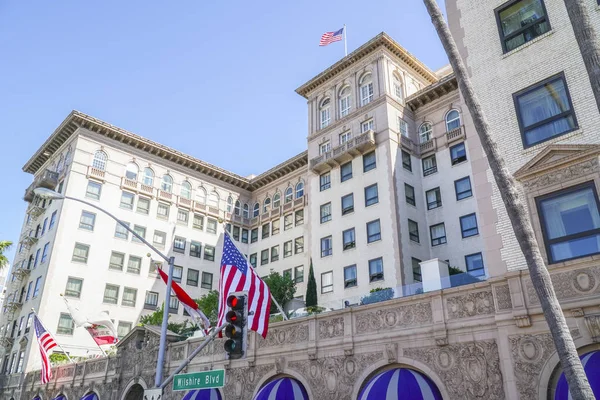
[173,370,226,391]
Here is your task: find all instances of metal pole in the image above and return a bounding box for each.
[160,324,226,390]
[343,24,347,56]
[155,256,175,388]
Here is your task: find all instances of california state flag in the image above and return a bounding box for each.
[62,296,119,345]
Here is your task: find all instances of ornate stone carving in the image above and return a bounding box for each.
[289,352,384,400]
[404,341,505,400]
[170,345,185,361]
[222,364,273,400]
[494,285,512,311]
[386,343,397,362]
[354,302,432,334]
[257,324,309,348]
[571,308,585,318]
[584,314,600,341]
[318,317,344,339]
[523,158,599,191]
[526,266,600,304]
[435,337,449,346]
[446,290,494,319]
[514,316,531,328]
[275,357,285,373]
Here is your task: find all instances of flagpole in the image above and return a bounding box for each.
[343,24,347,56]
[31,308,74,363]
[60,296,107,357]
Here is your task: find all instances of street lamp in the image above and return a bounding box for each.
[34,187,174,392]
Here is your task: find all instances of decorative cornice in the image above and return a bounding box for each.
[22,111,308,191]
[406,74,458,111]
[513,144,600,181]
[295,32,438,98]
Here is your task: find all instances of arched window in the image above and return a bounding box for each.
[56,155,64,173]
[92,150,107,171]
[446,110,461,131]
[320,98,331,129]
[227,196,233,213]
[161,174,173,193]
[339,86,351,117]
[419,123,433,144]
[359,73,374,106]
[125,162,139,180]
[263,198,271,214]
[209,191,219,208]
[243,203,249,218]
[393,72,404,102]
[273,192,281,208]
[295,182,304,199]
[196,187,207,204]
[253,203,260,217]
[234,200,241,216]
[180,181,192,199]
[143,168,154,186]
[285,187,293,203]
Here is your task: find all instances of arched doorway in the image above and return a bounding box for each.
[254,376,309,400]
[124,384,144,400]
[552,350,600,399]
[358,367,443,399]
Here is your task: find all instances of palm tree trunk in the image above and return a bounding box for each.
[422,0,593,398]
[563,0,600,114]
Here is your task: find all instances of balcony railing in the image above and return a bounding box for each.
[194,202,207,213]
[310,130,376,173]
[23,169,60,202]
[419,139,436,154]
[86,166,106,181]
[140,184,154,196]
[178,197,192,209]
[446,125,465,143]
[158,190,173,202]
[121,177,138,192]
[423,165,438,176]
[208,206,219,216]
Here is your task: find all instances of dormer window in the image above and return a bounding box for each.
[419,123,433,144]
[320,98,331,129]
[339,87,351,117]
[393,72,404,102]
[446,110,461,131]
[360,73,373,106]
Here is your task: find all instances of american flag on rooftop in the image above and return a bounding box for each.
[34,315,57,384]
[320,27,344,46]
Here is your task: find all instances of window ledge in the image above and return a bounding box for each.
[522,128,584,156]
[501,30,554,59]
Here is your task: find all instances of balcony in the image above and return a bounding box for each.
[23,169,59,202]
[310,130,376,173]
[139,183,154,197]
[194,202,207,213]
[177,196,192,209]
[0,337,14,349]
[86,166,106,181]
[120,177,138,192]
[419,139,436,155]
[158,190,173,203]
[400,135,416,154]
[446,125,465,144]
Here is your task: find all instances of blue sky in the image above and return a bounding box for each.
[0,0,448,264]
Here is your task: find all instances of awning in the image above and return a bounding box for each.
[358,368,443,400]
[52,396,66,400]
[182,389,222,400]
[255,377,308,400]
[555,350,600,399]
[80,393,99,400]
[32,397,41,400]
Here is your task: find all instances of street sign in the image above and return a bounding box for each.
[172,370,226,391]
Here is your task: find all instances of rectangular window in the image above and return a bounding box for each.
[455,177,473,200]
[343,228,356,250]
[283,269,292,279]
[295,237,304,254]
[423,155,437,176]
[430,223,447,246]
[33,276,42,297]
[127,255,142,274]
[341,162,353,182]
[367,219,382,243]
[86,181,102,200]
[412,258,422,282]
[321,236,332,257]
[320,173,331,191]
[201,272,213,289]
[169,296,179,313]
[145,291,159,309]
[514,73,577,147]
[193,214,204,230]
[79,211,96,231]
[282,241,293,258]
[496,0,551,53]
[153,230,166,247]
[460,213,479,238]
[103,284,119,304]
[295,209,304,226]
[65,277,83,298]
[57,180,64,194]
[344,265,357,288]
[115,222,130,239]
[341,193,354,215]
[363,151,376,172]
[25,281,32,301]
[408,219,420,243]
[72,243,89,263]
[319,141,331,155]
[232,226,240,241]
[173,236,186,253]
[25,313,33,334]
[117,322,132,339]
[271,245,280,262]
[136,197,150,214]
[272,219,280,235]
[157,203,170,220]
[177,209,189,225]
[241,229,249,243]
[249,253,257,268]
[320,203,332,223]
[251,228,259,242]
[41,218,48,236]
[189,241,201,258]
[365,184,379,207]
[49,211,57,230]
[57,313,74,335]
[261,249,269,265]
[465,253,485,277]
[426,188,442,210]
[187,269,199,286]
[450,142,467,165]
[321,271,333,293]
[402,150,412,171]
[207,218,217,234]
[18,317,24,336]
[204,245,215,261]
[262,223,270,239]
[172,266,183,283]
[340,130,352,145]
[361,119,374,132]
[405,184,416,206]
[537,182,600,263]
[294,266,304,283]
[132,225,146,243]
[369,257,384,282]
[16,351,25,373]
[398,118,408,137]
[120,191,135,210]
[122,287,137,307]
[109,251,125,270]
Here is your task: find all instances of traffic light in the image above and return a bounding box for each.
[223,292,248,360]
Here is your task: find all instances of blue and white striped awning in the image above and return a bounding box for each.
[80,393,99,400]
[359,368,443,400]
[254,377,309,400]
[32,396,41,400]
[182,389,222,400]
[52,395,66,400]
[555,350,600,399]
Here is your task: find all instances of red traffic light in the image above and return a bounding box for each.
[226,310,240,324]
[227,294,245,310]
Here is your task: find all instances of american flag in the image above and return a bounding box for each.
[319,27,344,46]
[33,315,57,384]
[217,233,271,338]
